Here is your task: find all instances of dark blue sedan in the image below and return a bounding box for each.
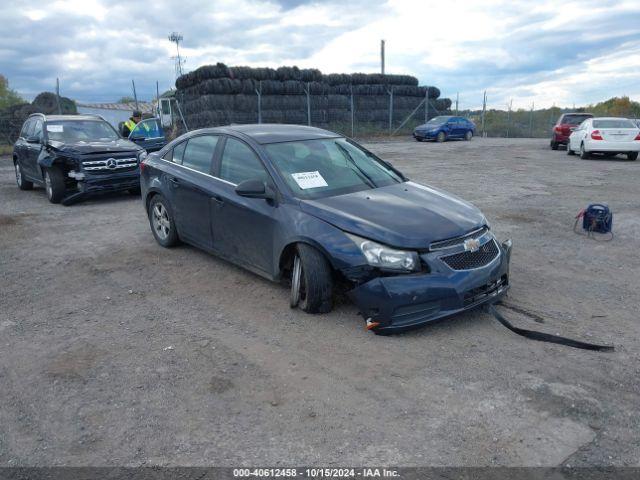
[140,124,510,334]
[414,116,476,142]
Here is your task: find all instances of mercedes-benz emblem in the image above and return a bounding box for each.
[106,158,117,169]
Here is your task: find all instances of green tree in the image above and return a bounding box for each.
[0,75,24,109]
[117,96,136,104]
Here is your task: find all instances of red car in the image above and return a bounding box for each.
[550,112,593,150]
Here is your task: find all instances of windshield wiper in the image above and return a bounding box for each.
[335,143,376,188]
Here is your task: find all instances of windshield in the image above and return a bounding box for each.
[425,116,450,126]
[592,119,635,128]
[46,120,119,143]
[561,114,592,126]
[264,138,403,199]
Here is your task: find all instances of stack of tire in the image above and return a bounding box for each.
[0,92,77,144]
[176,62,451,131]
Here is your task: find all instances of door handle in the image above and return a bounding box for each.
[212,195,224,205]
[168,177,179,188]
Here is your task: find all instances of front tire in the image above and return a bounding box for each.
[580,143,590,159]
[14,161,33,190]
[289,243,333,314]
[44,167,66,203]
[436,131,446,143]
[148,195,179,247]
[464,131,473,141]
[627,152,638,161]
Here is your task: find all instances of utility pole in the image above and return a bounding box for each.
[425,87,429,123]
[131,79,139,111]
[156,81,160,116]
[169,32,185,80]
[380,39,385,75]
[455,92,459,115]
[55,78,62,114]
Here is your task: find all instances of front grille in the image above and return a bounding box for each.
[82,157,138,172]
[430,227,488,251]
[441,239,499,270]
[463,275,508,306]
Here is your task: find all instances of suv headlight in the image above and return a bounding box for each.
[347,233,420,272]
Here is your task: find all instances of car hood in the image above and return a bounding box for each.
[47,138,142,155]
[300,181,486,249]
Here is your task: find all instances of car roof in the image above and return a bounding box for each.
[196,124,343,144]
[40,114,107,122]
[561,112,593,117]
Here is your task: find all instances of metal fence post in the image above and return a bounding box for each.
[529,101,534,137]
[481,90,487,137]
[388,86,394,133]
[255,81,262,124]
[304,82,311,126]
[424,87,429,123]
[350,85,354,138]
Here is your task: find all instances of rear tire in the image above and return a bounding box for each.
[579,143,590,159]
[627,152,638,161]
[436,131,446,143]
[148,195,179,247]
[567,143,575,155]
[551,141,559,150]
[14,161,33,190]
[289,243,333,314]
[44,167,66,203]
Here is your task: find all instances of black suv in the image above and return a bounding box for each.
[12,114,145,204]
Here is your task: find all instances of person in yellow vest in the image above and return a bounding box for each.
[121,110,142,137]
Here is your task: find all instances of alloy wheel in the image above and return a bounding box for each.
[152,202,171,240]
[290,254,302,308]
[15,164,22,186]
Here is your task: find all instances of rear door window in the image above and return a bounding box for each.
[32,119,43,141]
[171,141,187,165]
[219,137,270,185]
[561,114,592,126]
[182,135,219,174]
[129,118,164,139]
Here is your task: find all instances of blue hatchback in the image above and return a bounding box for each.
[140,124,510,334]
[414,116,476,142]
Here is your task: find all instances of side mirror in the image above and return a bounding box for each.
[235,179,275,200]
[130,135,145,141]
[26,135,41,144]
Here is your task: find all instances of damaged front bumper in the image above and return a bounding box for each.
[348,237,512,334]
[62,170,140,205]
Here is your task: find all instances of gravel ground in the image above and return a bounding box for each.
[0,137,638,467]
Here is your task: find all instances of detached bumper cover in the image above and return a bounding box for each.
[348,238,512,333]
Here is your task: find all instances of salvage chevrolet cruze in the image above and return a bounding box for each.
[140,124,512,333]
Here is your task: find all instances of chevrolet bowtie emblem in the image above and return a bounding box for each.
[463,238,480,252]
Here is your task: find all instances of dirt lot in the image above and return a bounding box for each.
[0,138,639,467]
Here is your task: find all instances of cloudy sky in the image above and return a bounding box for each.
[2,0,640,109]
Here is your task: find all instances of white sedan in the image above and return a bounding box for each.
[567,117,640,160]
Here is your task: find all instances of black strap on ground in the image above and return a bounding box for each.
[487,303,614,352]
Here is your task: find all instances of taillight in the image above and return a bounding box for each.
[591,130,603,140]
[634,132,640,141]
[554,126,562,132]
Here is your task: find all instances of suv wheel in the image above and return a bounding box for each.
[550,141,559,150]
[579,143,590,160]
[148,195,179,247]
[14,161,33,190]
[290,243,333,314]
[567,143,575,155]
[436,131,446,143]
[44,167,66,203]
[464,131,473,141]
[627,152,638,161]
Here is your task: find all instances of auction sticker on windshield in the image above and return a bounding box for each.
[291,171,328,189]
[46,125,63,132]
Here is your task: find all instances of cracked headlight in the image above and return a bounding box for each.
[347,233,420,272]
